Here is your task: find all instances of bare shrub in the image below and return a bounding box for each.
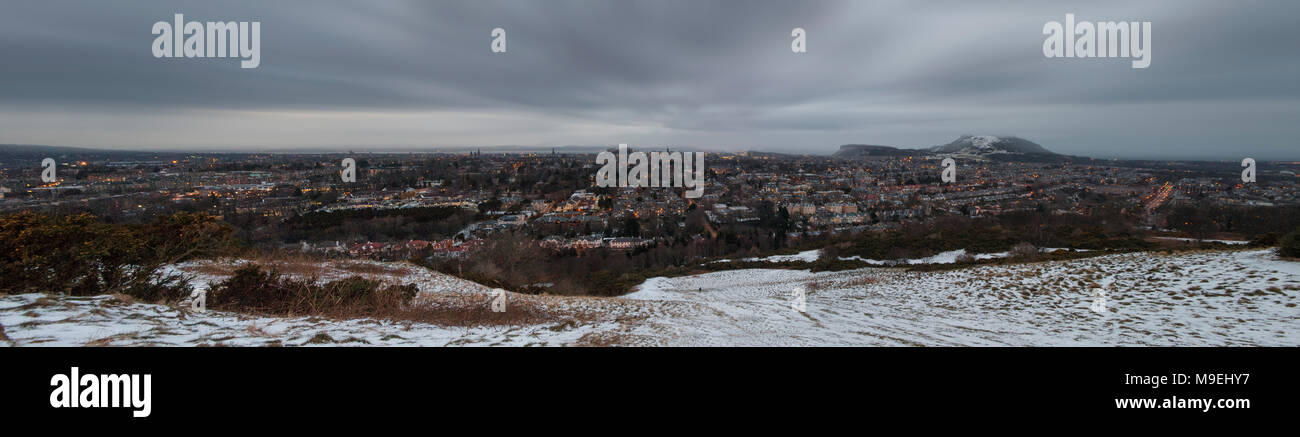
[208,264,415,318]
[1279,228,1300,258]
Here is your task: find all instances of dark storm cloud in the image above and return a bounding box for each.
[0,0,1297,159]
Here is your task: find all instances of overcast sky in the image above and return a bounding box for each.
[1,0,1297,159]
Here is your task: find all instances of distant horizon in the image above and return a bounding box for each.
[3,141,1296,162]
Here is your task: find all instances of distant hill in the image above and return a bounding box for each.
[928,135,1056,156]
[832,144,920,157]
[832,135,1059,160]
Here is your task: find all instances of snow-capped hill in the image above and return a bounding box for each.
[930,135,1056,155]
[965,135,1001,150]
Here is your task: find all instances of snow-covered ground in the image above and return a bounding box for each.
[619,249,1300,346]
[839,249,1002,265]
[2,249,1297,346]
[836,248,1081,265]
[1,258,659,346]
[712,249,823,263]
[0,293,624,346]
[1152,237,1250,245]
[720,247,1084,265]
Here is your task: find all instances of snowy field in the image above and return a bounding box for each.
[722,247,1085,266]
[622,249,1300,346]
[0,293,623,346]
[711,249,823,263]
[2,249,1297,346]
[0,258,658,346]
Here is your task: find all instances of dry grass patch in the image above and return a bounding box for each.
[181,257,416,286]
[574,331,651,347]
[406,292,595,327]
[11,296,60,312]
[336,261,411,276]
[209,264,416,319]
[181,255,330,278]
[83,332,142,347]
[805,280,822,292]
[205,264,605,329]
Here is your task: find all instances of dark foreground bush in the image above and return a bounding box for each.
[1279,229,1300,258]
[208,265,417,317]
[0,211,235,301]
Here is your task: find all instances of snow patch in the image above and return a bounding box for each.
[713,249,822,264]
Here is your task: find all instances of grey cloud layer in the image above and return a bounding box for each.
[1,0,1297,159]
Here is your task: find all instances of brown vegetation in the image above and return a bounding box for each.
[0,211,237,301]
[207,264,589,327]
